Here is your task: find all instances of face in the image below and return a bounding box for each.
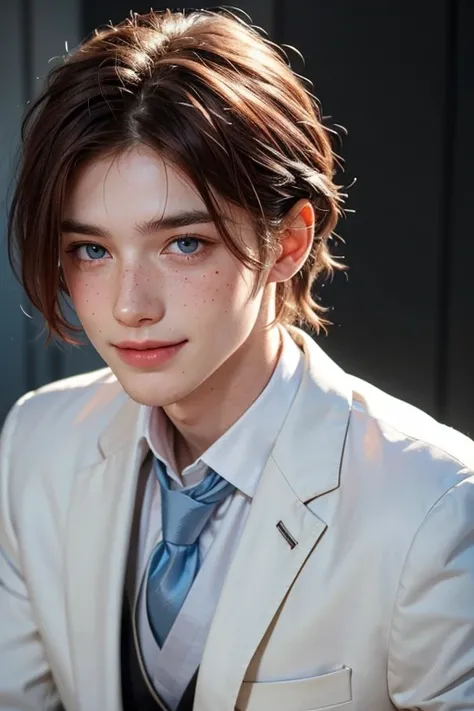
[60,145,276,407]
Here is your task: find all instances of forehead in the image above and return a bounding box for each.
[64,144,206,220]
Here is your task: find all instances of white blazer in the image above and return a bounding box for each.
[1,327,473,711]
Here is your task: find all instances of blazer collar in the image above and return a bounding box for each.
[98,393,145,458]
[272,326,352,502]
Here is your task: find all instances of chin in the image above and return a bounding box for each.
[111,369,193,408]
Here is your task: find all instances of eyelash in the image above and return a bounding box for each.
[64,235,211,265]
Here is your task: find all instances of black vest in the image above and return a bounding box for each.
[120,456,198,711]
[120,593,198,711]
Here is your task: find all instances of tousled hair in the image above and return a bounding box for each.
[8,7,346,342]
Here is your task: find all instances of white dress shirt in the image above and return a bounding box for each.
[132,327,304,710]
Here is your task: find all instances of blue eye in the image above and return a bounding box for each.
[176,237,200,254]
[84,244,107,259]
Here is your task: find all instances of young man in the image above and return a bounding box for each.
[1,8,473,711]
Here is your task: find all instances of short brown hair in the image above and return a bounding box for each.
[8,8,345,342]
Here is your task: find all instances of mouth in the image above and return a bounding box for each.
[114,340,186,350]
[113,340,187,368]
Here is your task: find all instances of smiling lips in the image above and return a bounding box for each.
[113,340,187,367]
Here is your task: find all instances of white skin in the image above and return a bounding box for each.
[61,144,315,472]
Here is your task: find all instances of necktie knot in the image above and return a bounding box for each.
[160,484,216,545]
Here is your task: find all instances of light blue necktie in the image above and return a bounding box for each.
[146,457,235,647]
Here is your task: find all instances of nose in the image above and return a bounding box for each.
[113,265,164,328]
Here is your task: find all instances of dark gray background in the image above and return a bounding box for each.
[1,0,472,435]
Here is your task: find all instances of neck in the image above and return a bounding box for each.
[164,323,283,472]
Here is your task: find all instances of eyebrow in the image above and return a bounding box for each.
[60,209,214,238]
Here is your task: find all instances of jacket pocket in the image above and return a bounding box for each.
[236,666,352,710]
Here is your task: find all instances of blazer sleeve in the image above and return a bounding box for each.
[388,473,474,710]
[0,398,61,711]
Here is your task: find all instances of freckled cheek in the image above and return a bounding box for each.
[169,270,239,312]
[209,269,255,307]
[66,275,111,323]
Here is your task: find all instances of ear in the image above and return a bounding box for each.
[267,199,315,284]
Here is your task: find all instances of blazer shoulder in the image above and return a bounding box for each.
[325,374,474,558]
[28,365,116,398]
[349,373,474,478]
[2,367,129,474]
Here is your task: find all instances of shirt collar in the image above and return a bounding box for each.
[139,326,304,497]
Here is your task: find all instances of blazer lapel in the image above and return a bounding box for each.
[194,328,353,711]
[64,397,149,711]
[194,458,327,711]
